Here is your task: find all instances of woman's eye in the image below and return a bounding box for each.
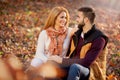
[61,16,67,19]
[61,16,64,18]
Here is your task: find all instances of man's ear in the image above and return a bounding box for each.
[84,17,89,23]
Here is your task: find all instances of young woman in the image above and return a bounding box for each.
[31,6,72,68]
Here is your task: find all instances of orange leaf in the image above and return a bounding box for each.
[107,74,114,80]
[109,61,116,67]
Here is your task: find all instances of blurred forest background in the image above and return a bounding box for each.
[0,0,120,80]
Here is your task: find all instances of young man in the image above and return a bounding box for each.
[49,7,108,80]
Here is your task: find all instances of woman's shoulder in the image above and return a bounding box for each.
[67,27,73,35]
[67,27,78,37]
[67,27,72,31]
[40,30,46,33]
[39,30,47,35]
[38,30,48,37]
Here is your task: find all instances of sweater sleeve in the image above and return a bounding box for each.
[31,30,48,67]
[62,37,105,67]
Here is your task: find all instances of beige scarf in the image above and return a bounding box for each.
[46,27,67,55]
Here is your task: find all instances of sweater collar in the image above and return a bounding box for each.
[84,25,96,39]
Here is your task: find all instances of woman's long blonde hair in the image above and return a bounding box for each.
[43,6,70,30]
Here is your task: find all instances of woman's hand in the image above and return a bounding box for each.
[48,55,62,63]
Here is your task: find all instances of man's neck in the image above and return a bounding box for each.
[83,23,93,34]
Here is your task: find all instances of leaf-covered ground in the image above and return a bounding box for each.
[0,0,120,80]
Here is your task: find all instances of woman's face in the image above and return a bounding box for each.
[55,11,67,27]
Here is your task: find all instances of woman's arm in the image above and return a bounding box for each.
[31,30,48,67]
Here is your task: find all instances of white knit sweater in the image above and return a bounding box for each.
[31,27,72,67]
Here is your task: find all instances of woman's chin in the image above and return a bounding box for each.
[59,25,65,28]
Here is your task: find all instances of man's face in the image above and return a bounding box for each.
[76,11,85,28]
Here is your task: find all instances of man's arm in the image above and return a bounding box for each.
[62,37,105,67]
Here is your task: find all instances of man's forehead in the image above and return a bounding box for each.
[77,11,83,16]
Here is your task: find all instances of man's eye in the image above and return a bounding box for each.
[76,15,80,18]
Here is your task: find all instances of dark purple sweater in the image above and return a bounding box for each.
[62,37,105,68]
[62,25,108,68]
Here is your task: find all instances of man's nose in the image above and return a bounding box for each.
[76,18,79,23]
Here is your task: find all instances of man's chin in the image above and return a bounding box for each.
[78,24,84,29]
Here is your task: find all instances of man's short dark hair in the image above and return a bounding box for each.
[78,7,95,24]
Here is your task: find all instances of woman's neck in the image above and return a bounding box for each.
[54,25,63,31]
